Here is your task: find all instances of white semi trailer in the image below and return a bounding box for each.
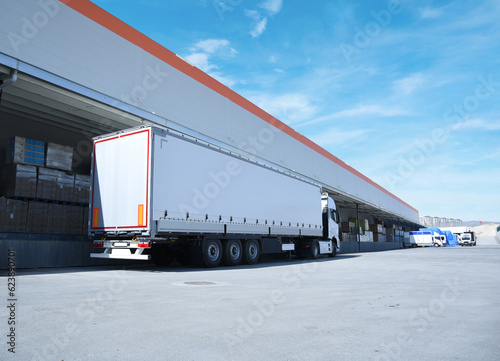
[89,125,340,267]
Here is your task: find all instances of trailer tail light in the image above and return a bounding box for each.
[93,240,103,248]
[138,241,150,248]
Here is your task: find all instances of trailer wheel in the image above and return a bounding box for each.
[311,241,320,259]
[222,240,242,266]
[202,239,223,268]
[152,246,175,267]
[242,240,260,265]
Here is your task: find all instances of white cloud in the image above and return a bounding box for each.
[245,0,282,38]
[183,38,238,87]
[258,0,283,16]
[184,52,215,73]
[332,104,409,118]
[297,104,410,128]
[419,7,444,19]
[452,118,500,131]
[245,9,260,20]
[189,39,237,56]
[245,9,268,38]
[269,55,277,63]
[393,73,427,96]
[310,128,372,148]
[251,18,268,38]
[211,73,236,87]
[248,93,317,125]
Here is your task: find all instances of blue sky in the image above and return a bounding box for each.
[92,0,500,222]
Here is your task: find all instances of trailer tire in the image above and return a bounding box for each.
[311,241,320,259]
[222,239,242,266]
[242,240,260,265]
[202,239,223,268]
[152,246,175,267]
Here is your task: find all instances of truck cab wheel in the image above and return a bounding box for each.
[222,239,242,266]
[328,244,337,258]
[202,239,223,268]
[311,241,320,259]
[242,240,260,265]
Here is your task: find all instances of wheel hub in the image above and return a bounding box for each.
[208,243,219,260]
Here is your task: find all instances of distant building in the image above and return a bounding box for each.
[419,216,462,228]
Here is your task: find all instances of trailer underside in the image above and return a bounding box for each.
[90,234,338,268]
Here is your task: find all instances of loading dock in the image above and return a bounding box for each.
[0,0,421,268]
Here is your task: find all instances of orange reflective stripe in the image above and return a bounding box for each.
[138,204,144,226]
[93,208,99,228]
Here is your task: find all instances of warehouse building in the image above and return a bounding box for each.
[0,0,420,268]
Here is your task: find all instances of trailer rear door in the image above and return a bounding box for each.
[91,128,151,233]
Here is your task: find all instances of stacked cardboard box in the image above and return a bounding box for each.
[46,204,85,234]
[27,201,49,233]
[6,136,45,166]
[74,174,90,203]
[56,172,75,202]
[373,233,387,242]
[0,197,28,232]
[37,168,59,200]
[82,207,89,234]
[1,164,38,198]
[359,219,369,233]
[46,143,73,172]
[348,218,369,233]
[370,221,387,242]
[341,222,351,233]
[66,205,84,234]
[47,203,67,234]
[370,223,385,234]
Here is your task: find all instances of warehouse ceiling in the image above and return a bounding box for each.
[0,67,141,138]
[330,190,418,226]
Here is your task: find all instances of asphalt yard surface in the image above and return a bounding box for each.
[2,246,500,361]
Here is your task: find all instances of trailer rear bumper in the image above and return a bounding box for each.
[91,239,151,261]
[91,250,151,260]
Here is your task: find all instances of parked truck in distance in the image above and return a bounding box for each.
[404,231,445,247]
[458,232,476,246]
[440,227,476,246]
[89,125,340,267]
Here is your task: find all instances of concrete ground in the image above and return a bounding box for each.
[2,246,500,361]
